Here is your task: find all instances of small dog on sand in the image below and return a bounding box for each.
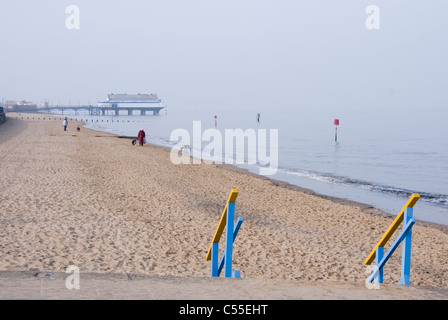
[132,139,137,146]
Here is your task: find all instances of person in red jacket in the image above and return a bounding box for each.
[138,128,146,146]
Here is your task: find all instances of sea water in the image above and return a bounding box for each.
[61,106,448,225]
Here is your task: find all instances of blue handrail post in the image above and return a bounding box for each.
[207,190,243,278]
[375,246,384,284]
[365,194,419,285]
[224,202,235,277]
[398,207,413,285]
[211,242,219,277]
[217,217,244,277]
[365,218,416,284]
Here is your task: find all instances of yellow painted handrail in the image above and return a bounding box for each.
[206,189,239,261]
[364,193,420,265]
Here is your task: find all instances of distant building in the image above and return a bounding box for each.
[4,100,37,112]
[97,93,164,115]
[0,104,5,124]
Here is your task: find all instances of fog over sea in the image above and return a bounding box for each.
[58,105,448,226]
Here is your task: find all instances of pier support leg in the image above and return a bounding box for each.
[398,207,413,285]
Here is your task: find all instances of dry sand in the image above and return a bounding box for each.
[0,113,447,299]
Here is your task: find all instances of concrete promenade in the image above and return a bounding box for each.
[1,271,447,300]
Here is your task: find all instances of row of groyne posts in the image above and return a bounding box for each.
[208,189,420,286]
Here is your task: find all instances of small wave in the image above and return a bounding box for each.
[280,168,448,207]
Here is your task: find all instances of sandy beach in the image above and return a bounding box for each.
[0,114,447,299]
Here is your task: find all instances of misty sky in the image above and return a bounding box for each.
[1,0,447,113]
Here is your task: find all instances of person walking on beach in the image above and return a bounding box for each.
[62,117,68,131]
[138,128,146,146]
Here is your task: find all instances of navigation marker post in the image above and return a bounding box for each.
[334,119,340,142]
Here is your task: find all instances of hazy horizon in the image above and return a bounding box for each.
[1,0,447,113]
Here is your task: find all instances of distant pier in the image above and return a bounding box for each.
[41,105,164,116]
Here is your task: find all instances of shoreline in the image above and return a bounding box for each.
[76,112,448,226]
[217,164,448,232]
[4,112,447,230]
[90,129,448,232]
[37,111,446,227]
[1,114,447,293]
